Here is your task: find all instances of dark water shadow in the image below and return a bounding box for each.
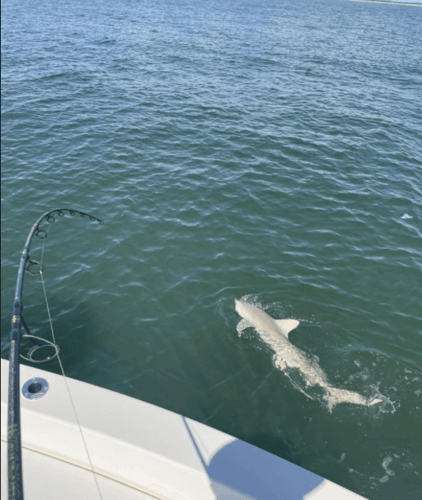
[1,296,99,379]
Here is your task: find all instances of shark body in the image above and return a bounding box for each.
[235,299,382,409]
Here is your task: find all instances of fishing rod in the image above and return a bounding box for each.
[7,208,103,500]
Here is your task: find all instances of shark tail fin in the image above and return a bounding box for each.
[368,397,383,406]
[275,319,300,338]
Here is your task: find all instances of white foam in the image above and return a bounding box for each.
[236,297,388,412]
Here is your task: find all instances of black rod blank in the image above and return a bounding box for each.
[7,208,103,500]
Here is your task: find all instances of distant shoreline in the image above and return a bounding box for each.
[342,0,422,6]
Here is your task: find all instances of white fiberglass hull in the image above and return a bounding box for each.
[1,359,366,500]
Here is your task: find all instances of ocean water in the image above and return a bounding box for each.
[1,0,421,498]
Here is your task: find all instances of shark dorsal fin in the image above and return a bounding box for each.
[275,319,300,338]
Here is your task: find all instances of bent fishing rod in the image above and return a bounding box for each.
[7,208,103,500]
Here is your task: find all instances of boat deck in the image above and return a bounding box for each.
[1,358,366,500]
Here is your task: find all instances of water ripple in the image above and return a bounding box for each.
[2,1,421,499]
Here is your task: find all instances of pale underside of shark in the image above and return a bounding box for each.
[235,299,383,410]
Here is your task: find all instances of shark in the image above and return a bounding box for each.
[235,299,383,410]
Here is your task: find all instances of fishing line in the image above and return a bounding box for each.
[7,209,104,500]
[37,220,104,500]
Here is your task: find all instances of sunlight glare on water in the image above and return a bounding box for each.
[1,0,421,498]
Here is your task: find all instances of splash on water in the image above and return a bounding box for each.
[379,456,395,483]
[236,296,394,413]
